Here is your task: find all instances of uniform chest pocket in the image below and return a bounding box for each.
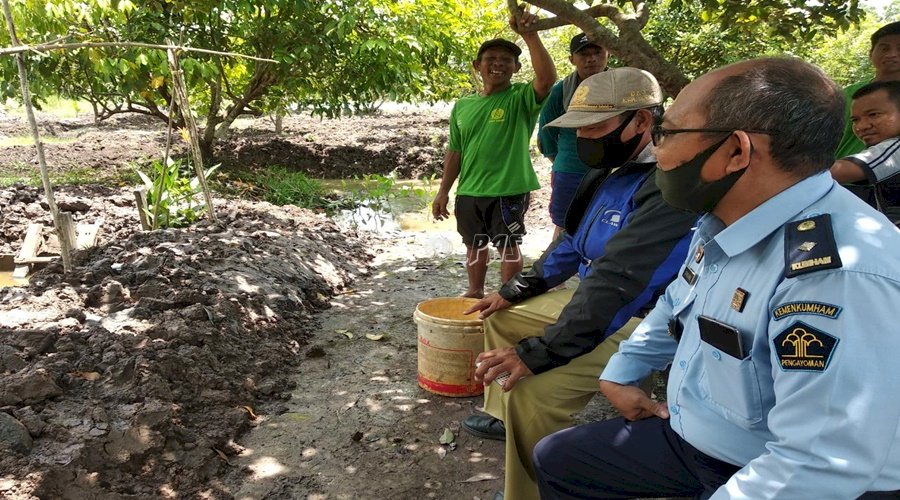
[700,345,764,427]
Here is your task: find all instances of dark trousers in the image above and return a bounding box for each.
[533,416,738,499]
[533,416,900,500]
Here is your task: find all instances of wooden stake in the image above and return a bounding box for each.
[133,188,150,230]
[12,223,42,278]
[166,45,217,224]
[1,0,75,272]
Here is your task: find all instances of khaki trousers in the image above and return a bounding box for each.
[481,288,641,500]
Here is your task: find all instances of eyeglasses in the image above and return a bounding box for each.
[650,125,774,146]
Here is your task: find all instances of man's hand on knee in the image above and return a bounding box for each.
[475,347,534,391]
[599,380,669,421]
[464,292,512,320]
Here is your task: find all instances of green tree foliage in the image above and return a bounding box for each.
[0,0,885,154]
[519,0,864,95]
[802,6,899,87]
[0,0,503,155]
[533,0,895,93]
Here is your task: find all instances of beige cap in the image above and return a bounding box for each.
[545,67,663,128]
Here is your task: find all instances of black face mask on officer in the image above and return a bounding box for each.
[576,111,641,170]
[655,134,746,214]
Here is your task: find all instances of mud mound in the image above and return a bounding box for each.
[0,185,370,498]
[214,112,448,179]
[0,110,447,181]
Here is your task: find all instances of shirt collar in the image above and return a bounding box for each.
[711,171,835,257]
[633,143,656,164]
[611,143,656,175]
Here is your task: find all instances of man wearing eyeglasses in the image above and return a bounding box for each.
[460,67,698,500]
[534,58,900,499]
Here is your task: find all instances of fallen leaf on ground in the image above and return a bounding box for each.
[335,329,353,339]
[438,427,455,445]
[212,447,233,466]
[461,472,498,482]
[241,406,258,420]
[365,333,385,341]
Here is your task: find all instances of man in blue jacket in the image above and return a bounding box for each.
[461,67,698,500]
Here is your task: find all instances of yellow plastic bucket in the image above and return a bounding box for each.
[414,297,485,397]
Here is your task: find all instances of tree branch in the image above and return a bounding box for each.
[215,64,276,138]
[633,1,650,29]
[0,41,277,63]
[517,2,625,31]
[519,0,690,96]
[520,0,626,55]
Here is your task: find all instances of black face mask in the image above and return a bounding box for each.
[655,135,746,214]
[576,111,642,170]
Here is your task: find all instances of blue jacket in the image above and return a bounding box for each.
[499,146,696,374]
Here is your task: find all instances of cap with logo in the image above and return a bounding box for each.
[544,67,662,129]
[476,38,522,59]
[570,33,602,55]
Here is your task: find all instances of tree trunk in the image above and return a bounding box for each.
[274,111,283,135]
[523,0,690,97]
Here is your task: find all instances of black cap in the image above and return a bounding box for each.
[476,38,522,59]
[569,33,601,55]
[871,21,900,52]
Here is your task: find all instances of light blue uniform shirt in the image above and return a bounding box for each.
[603,171,900,498]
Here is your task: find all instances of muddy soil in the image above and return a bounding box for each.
[0,110,618,499]
[0,110,448,181]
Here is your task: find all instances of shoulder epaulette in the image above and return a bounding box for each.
[784,214,843,278]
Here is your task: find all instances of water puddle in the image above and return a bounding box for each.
[323,178,442,235]
[333,203,402,233]
[0,256,29,288]
[0,270,28,288]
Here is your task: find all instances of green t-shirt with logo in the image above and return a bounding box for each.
[834,81,869,160]
[448,82,542,197]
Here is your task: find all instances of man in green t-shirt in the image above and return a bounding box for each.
[432,10,556,298]
[834,21,900,159]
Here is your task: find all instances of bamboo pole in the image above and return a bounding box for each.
[166,45,217,224]
[1,0,75,271]
[0,41,276,63]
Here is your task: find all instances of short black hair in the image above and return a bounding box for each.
[853,80,900,111]
[871,21,900,53]
[702,57,844,176]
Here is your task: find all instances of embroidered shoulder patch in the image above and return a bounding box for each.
[773,321,839,372]
[784,214,843,278]
[772,301,842,321]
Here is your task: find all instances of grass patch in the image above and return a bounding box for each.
[223,168,440,217]
[0,135,78,148]
[2,96,93,119]
[256,167,331,209]
[0,165,140,188]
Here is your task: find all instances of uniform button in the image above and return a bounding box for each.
[670,405,680,415]
[679,360,687,369]
[712,351,721,360]
[673,298,681,306]
[709,264,719,273]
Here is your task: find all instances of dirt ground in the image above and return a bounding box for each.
[0,110,618,499]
